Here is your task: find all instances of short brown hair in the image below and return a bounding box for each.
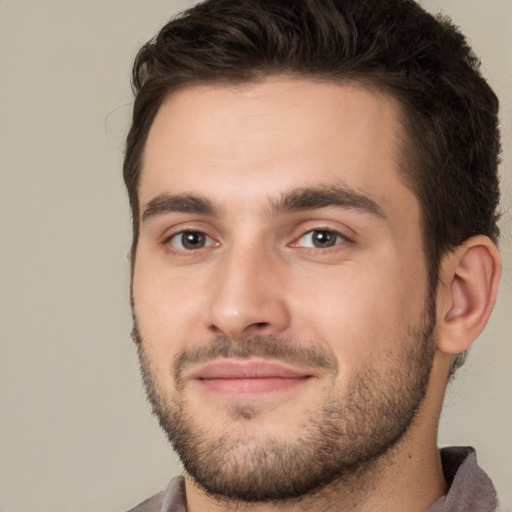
[124,0,501,374]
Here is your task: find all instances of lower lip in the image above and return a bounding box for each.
[197,376,311,395]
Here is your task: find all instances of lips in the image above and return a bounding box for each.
[188,359,313,395]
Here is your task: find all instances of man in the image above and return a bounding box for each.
[124,0,502,510]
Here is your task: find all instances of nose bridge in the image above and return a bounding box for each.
[206,237,289,337]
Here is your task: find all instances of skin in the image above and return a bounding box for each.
[132,77,501,511]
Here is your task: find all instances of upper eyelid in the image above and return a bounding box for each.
[160,223,218,241]
[293,226,353,243]
[157,221,355,246]
[163,230,219,254]
[291,228,349,246]
[163,229,217,245]
[285,213,358,236]
[164,227,206,238]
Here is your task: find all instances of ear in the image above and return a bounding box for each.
[436,235,501,356]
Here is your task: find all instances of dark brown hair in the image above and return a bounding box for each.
[124,0,501,373]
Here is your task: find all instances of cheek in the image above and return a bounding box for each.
[134,242,207,302]
[132,252,204,361]
[288,260,427,364]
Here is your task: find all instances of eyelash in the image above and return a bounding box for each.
[290,228,350,251]
[163,230,218,252]
[162,227,351,254]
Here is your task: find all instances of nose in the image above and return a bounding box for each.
[205,243,290,339]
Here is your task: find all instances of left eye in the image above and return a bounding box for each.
[168,231,217,251]
[295,229,345,249]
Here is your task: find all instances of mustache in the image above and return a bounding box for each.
[172,335,339,385]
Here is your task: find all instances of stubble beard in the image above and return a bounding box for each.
[133,301,437,503]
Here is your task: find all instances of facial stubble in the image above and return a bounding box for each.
[133,298,437,504]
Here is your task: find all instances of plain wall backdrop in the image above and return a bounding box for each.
[0,1,510,511]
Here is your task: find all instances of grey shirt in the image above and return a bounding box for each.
[126,446,497,512]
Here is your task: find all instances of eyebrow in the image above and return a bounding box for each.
[141,193,217,222]
[141,184,385,223]
[270,185,386,218]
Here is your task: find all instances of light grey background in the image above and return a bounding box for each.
[0,1,510,511]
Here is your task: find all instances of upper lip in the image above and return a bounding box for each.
[188,359,313,380]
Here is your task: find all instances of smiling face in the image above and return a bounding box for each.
[132,78,437,501]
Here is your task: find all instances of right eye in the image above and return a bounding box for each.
[167,231,218,251]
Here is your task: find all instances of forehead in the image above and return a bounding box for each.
[140,77,416,221]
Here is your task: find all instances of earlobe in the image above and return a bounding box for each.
[436,235,501,356]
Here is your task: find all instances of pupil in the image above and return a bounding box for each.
[182,232,205,249]
[313,230,335,248]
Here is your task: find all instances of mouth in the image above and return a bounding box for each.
[188,359,314,396]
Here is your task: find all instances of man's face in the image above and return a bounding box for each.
[132,78,436,501]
